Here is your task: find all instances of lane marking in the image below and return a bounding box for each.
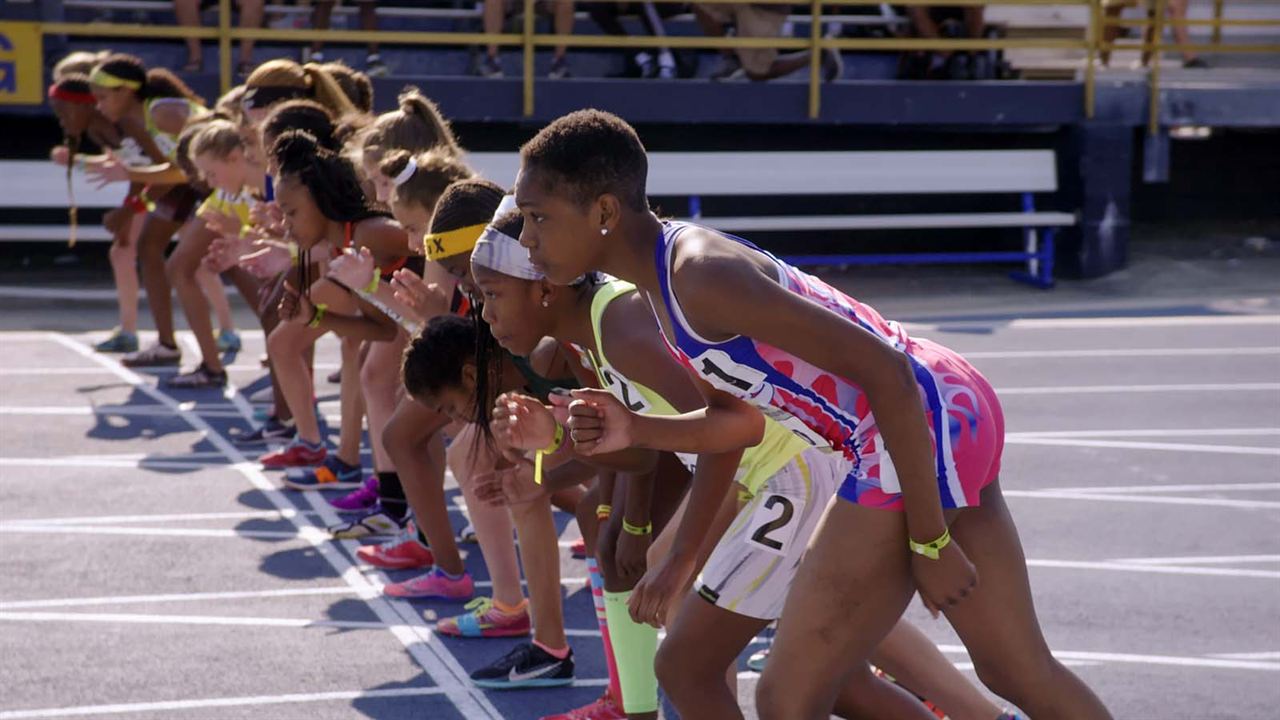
[1004,490,1280,510]
[965,347,1280,359]
[1032,482,1280,495]
[0,687,447,720]
[0,524,311,541]
[1026,559,1280,579]
[934,644,1280,672]
[1009,428,1280,439]
[0,458,216,471]
[0,610,399,630]
[48,333,502,719]
[910,315,1280,331]
[3,510,312,526]
[0,587,360,610]
[1210,652,1280,661]
[1006,437,1280,456]
[998,382,1280,396]
[1113,554,1280,566]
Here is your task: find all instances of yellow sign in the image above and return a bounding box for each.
[0,22,44,105]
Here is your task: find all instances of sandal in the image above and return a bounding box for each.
[164,363,228,389]
[181,58,203,74]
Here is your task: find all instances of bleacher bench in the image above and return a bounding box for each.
[3,149,1074,287]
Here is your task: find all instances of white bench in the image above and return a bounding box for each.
[4,149,1074,286]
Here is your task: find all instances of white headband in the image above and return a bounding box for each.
[470,195,544,281]
[392,157,417,187]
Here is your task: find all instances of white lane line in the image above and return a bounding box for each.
[0,587,360,610]
[998,383,1280,396]
[1009,428,1280,439]
[3,510,310,526]
[1210,652,1280,661]
[1114,554,1280,566]
[1035,482,1280,495]
[0,610,398,630]
[1026,559,1280,579]
[0,458,215,471]
[1004,490,1280,510]
[0,686,447,720]
[910,315,1280,331]
[0,525,307,540]
[965,347,1280,359]
[934,644,1280,672]
[1005,437,1280,456]
[0,363,339,376]
[49,333,502,720]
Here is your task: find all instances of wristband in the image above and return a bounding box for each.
[622,519,652,536]
[363,269,380,295]
[308,302,328,328]
[288,242,299,266]
[539,424,565,455]
[595,503,612,521]
[908,527,952,561]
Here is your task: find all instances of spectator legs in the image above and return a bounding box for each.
[173,0,203,71]
[310,0,335,59]
[237,0,264,68]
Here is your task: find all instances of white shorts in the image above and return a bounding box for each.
[695,448,844,620]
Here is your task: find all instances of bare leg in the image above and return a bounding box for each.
[863,619,1005,720]
[551,0,574,59]
[173,0,203,67]
[357,0,379,55]
[1166,0,1198,62]
[383,400,464,575]
[311,1,335,55]
[109,218,141,334]
[483,0,504,59]
[359,334,406,472]
[657,593,767,720]
[334,337,364,465]
[167,220,225,372]
[136,213,181,348]
[942,480,1113,720]
[265,320,325,443]
[509,494,567,648]
[449,424,524,608]
[198,268,234,334]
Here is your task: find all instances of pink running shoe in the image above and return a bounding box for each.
[539,691,625,720]
[357,523,435,570]
[436,597,531,638]
[383,568,474,600]
[330,475,379,512]
[569,537,586,559]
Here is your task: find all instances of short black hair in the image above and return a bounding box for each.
[429,178,506,235]
[520,109,648,212]
[403,315,476,400]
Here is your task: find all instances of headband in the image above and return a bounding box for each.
[423,223,487,262]
[470,196,543,281]
[89,68,142,90]
[392,157,417,187]
[242,85,308,110]
[48,84,95,105]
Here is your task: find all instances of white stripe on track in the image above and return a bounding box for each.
[909,315,1280,331]
[0,587,359,610]
[1009,428,1280,439]
[934,644,1280,671]
[998,382,1280,395]
[0,687,447,720]
[1025,559,1280,579]
[1033,481,1280,494]
[1005,437,1280,456]
[48,333,503,719]
[965,346,1280,359]
[1114,554,1280,566]
[1003,489,1280,510]
[4,510,311,526]
[0,525,307,540]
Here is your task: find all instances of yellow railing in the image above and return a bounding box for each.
[31,0,1280,127]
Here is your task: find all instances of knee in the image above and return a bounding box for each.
[380,410,411,458]
[266,324,299,357]
[755,671,800,720]
[654,637,698,696]
[972,650,1053,706]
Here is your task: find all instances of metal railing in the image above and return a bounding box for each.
[30,0,1280,125]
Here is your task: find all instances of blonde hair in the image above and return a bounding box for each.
[190,118,246,161]
[361,87,460,166]
[54,51,107,81]
[245,59,357,119]
[214,85,247,126]
[379,148,474,212]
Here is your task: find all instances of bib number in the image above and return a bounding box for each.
[746,493,804,557]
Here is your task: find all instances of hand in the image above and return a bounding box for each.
[328,246,376,290]
[239,241,291,280]
[204,233,252,274]
[491,392,559,452]
[51,146,71,166]
[390,268,450,318]
[279,281,315,326]
[85,150,127,188]
[474,464,545,508]
[910,537,978,615]
[564,388,636,455]
[250,202,283,232]
[202,208,241,238]
[614,524,651,584]
[628,551,697,629]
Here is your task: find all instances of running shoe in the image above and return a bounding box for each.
[330,475,379,512]
[569,537,586,559]
[94,328,138,353]
[457,521,477,544]
[478,55,503,78]
[284,455,362,491]
[747,648,769,672]
[259,439,325,469]
[383,567,474,599]
[122,342,181,368]
[548,56,571,79]
[233,416,295,446]
[471,642,574,689]
[216,328,242,353]
[436,597,531,639]
[328,505,405,539]
[164,363,227,389]
[539,691,625,720]
[356,521,434,569]
[365,53,389,78]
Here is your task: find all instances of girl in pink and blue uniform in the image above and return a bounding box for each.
[511,110,1112,720]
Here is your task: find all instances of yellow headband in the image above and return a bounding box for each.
[423,223,487,261]
[89,68,142,90]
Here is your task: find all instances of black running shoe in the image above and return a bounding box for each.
[470,642,574,690]
[233,416,296,446]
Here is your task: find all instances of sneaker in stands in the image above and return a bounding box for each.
[548,56,571,79]
[259,439,325,469]
[383,566,474,599]
[436,597,531,638]
[479,55,503,78]
[365,53,390,78]
[330,474,380,512]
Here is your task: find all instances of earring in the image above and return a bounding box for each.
[541,299,550,308]
[600,228,608,236]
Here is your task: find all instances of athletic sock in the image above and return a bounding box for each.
[377,471,408,521]
[603,589,659,714]
[493,597,527,616]
[587,558,624,704]
[533,639,571,660]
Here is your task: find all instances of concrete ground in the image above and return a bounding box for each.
[0,232,1277,719]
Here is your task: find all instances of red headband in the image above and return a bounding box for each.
[48,84,96,105]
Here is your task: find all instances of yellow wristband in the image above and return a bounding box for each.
[363,269,380,295]
[908,527,952,561]
[288,242,299,266]
[595,504,612,520]
[539,424,565,455]
[622,519,652,536]
[308,302,328,328]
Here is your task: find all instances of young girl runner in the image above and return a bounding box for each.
[512,110,1112,720]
